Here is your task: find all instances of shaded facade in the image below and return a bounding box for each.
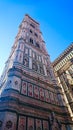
[0,14,73,130]
[53,43,73,125]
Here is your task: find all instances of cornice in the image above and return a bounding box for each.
[8,65,55,88]
[25,14,39,25]
[52,43,73,66]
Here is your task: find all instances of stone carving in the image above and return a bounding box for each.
[18,116,26,130]
[36,119,42,130]
[13,76,21,91]
[28,83,33,97]
[21,81,27,95]
[34,85,39,99]
[43,120,49,130]
[6,120,12,129]
[45,90,50,103]
[19,53,22,61]
[23,56,29,67]
[28,117,34,130]
[39,88,44,101]
[15,80,18,85]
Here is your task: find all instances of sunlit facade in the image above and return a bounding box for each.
[0,14,73,130]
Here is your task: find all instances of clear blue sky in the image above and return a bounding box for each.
[0,0,73,76]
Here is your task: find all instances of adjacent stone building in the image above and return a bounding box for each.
[0,14,73,130]
[53,43,73,122]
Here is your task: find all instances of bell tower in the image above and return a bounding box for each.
[0,14,72,130]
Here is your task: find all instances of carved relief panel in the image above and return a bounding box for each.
[39,88,44,101]
[3,112,17,130]
[12,76,21,92]
[27,117,34,130]
[5,77,12,90]
[18,116,26,130]
[5,76,21,92]
[33,85,39,99]
[36,119,42,130]
[28,83,33,97]
[45,90,50,103]
[43,120,49,130]
[21,81,27,95]
[23,56,29,67]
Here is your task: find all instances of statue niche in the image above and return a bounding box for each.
[23,56,29,67]
[32,61,38,71]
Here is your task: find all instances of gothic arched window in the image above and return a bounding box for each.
[30,29,33,33]
[36,42,40,48]
[34,33,38,37]
[30,38,33,44]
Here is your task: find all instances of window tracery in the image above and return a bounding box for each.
[15,81,18,85]
[30,38,33,44]
[30,29,33,33]
[36,42,40,48]
[30,23,35,28]
[34,32,38,37]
